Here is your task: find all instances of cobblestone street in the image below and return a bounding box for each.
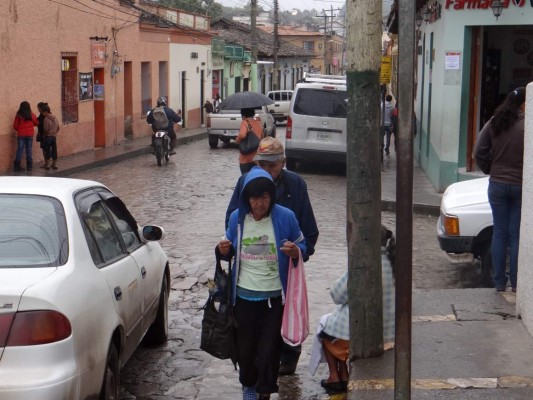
[72,131,485,399]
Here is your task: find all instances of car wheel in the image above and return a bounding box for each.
[100,342,119,400]
[270,126,276,138]
[286,157,296,171]
[144,273,169,345]
[208,136,218,149]
[480,242,495,288]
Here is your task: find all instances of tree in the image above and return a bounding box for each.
[345,0,383,373]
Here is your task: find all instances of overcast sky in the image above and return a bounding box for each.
[217,0,394,21]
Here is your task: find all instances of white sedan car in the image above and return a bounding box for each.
[437,176,494,286]
[0,177,170,399]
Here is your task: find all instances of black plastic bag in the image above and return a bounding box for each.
[200,248,238,363]
[238,122,260,155]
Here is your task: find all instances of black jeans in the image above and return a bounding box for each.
[43,136,57,160]
[234,296,283,394]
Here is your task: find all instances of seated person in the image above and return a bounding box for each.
[309,225,396,395]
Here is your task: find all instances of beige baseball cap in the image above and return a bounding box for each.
[253,137,285,161]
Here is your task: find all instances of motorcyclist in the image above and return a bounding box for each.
[147,96,182,154]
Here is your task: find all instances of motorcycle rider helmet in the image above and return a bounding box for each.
[156,96,167,107]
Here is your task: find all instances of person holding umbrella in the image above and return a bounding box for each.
[218,92,274,175]
[236,108,263,174]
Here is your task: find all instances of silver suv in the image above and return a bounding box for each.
[285,74,347,170]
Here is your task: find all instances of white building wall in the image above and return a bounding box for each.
[417,4,533,166]
[169,43,211,113]
[517,82,533,332]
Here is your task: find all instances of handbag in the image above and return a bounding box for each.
[200,248,238,363]
[238,121,260,155]
[281,248,310,346]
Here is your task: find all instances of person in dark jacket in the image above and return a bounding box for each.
[225,136,319,376]
[147,96,181,154]
[474,87,526,293]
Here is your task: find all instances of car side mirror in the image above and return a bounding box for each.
[142,225,165,241]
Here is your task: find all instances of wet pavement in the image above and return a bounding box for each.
[60,129,490,399]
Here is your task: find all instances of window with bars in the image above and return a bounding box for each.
[61,53,78,124]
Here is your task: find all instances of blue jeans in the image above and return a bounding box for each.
[15,137,33,164]
[383,125,392,153]
[488,180,522,289]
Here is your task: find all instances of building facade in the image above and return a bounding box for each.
[0,0,211,172]
[414,0,533,191]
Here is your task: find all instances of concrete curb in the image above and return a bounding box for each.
[381,199,440,217]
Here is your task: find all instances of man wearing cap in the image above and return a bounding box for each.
[225,136,319,376]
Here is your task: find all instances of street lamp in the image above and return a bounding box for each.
[491,0,504,20]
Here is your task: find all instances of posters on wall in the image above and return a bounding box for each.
[94,84,104,101]
[79,72,94,101]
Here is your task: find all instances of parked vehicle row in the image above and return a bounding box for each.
[0,177,170,399]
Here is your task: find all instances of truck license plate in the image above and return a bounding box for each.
[225,130,237,136]
[317,132,332,141]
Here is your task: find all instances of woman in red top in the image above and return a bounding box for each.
[12,101,38,172]
[236,108,263,175]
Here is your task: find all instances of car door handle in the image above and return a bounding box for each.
[114,286,122,301]
[141,266,147,278]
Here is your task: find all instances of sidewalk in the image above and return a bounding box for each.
[2,128,207,178]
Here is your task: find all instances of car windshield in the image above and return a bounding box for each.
[293,88,347,118]
[0,195,68,268]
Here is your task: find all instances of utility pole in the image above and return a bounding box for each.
[250,0,258,92]
[394,0,415,398]
[272,0,279,91]
[345,0,383,390]
[317,8,341,75]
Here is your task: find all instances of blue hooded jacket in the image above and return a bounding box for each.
[225,167,306,305]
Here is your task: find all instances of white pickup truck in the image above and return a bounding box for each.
[437,177,494,286]
[207,106,276,149]
[266,90,293,123]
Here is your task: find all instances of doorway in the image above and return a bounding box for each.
[124,61,133,139]
[94,68,105,147]
[466,25,533,171]
[180,71,186,128]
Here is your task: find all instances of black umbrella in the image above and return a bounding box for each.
[218,91,273,110]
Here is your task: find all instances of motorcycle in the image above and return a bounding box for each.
[147,110,182,166]
[153,130,170,166]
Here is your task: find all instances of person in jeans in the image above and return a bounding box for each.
[381,94,395,155]
[12,101,38,172]
[474,87,526,292]
[39,103,60,170]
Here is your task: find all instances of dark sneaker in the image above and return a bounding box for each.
[278,363,296,376]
